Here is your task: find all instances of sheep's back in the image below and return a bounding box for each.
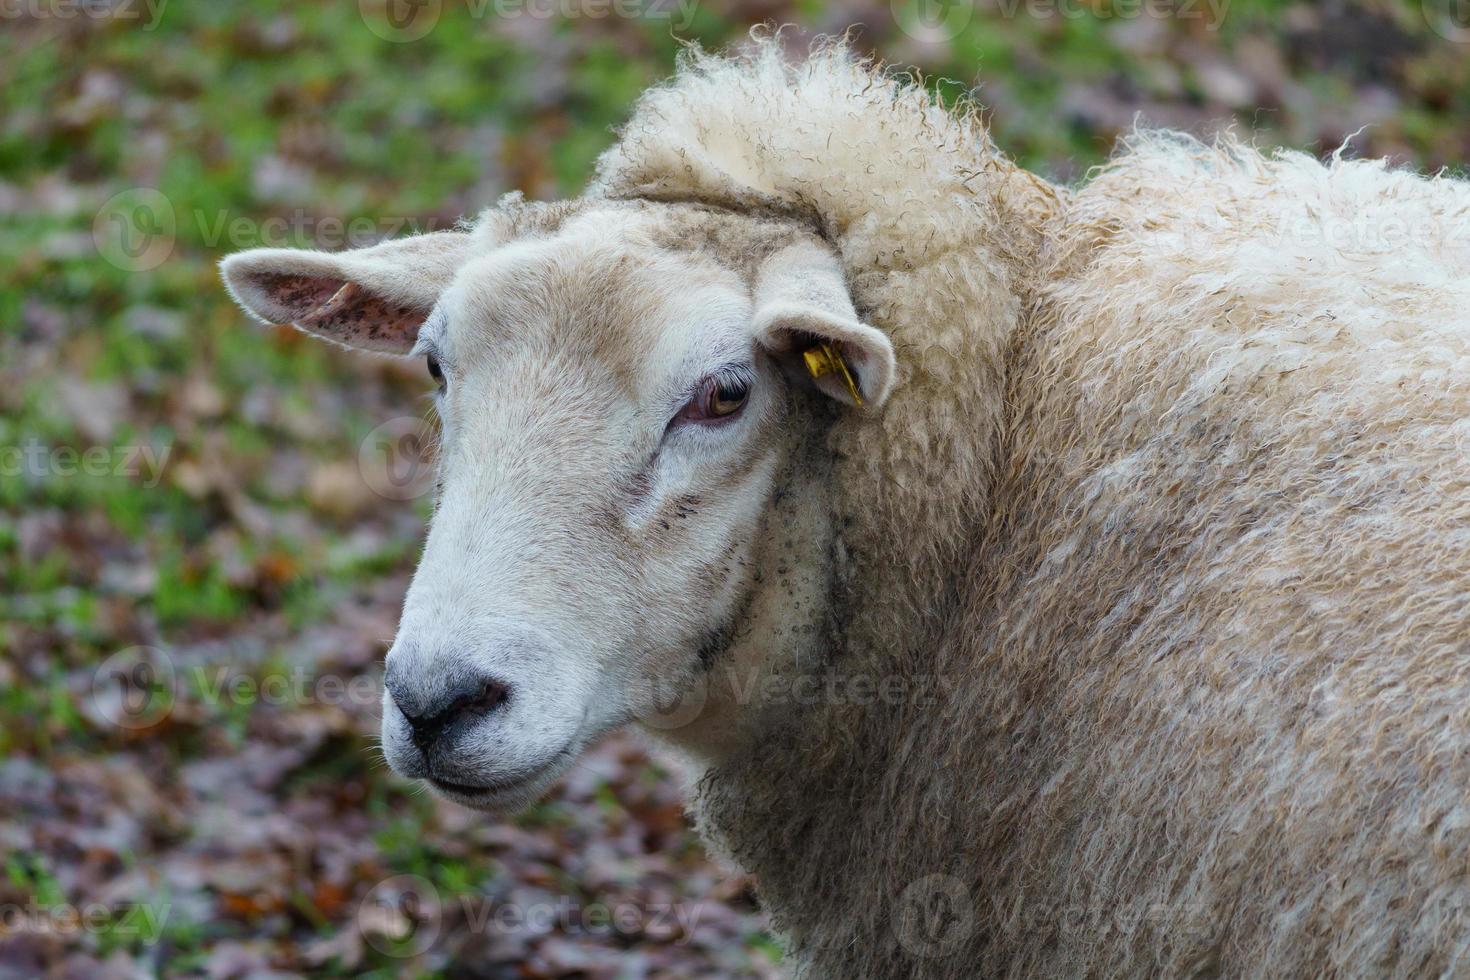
[950,138,1470,977]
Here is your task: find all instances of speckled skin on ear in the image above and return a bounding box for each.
[291,281,426,351]
[220,230,477,354]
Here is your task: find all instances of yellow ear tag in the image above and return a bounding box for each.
[802,342,864,407]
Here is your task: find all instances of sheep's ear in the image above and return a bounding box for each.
[753,242,895,409]
[219,231,473,355]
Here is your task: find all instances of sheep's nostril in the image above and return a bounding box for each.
[388,672,513,754]
[467,679,510,716]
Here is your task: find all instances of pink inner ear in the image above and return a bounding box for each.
[258,274,346,320]
[257,274,425,351]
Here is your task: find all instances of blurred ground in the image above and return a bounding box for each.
[1,0,1467,976]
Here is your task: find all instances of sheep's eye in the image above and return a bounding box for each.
[426,354,444,388]
[679,368,753,426]
[706,378,749,418]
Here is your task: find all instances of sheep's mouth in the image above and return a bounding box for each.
[424,745,579,808]
[427,764,545,798]
[428,775,503,796]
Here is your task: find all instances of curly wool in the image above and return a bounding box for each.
[594,37,1470,978]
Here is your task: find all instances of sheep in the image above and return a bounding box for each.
[221,36,1470,979]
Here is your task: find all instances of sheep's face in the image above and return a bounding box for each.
[221,205,894,812]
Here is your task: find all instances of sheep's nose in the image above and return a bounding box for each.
[385,669,511,753]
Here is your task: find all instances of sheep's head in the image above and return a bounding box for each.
[221,202,894,811]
